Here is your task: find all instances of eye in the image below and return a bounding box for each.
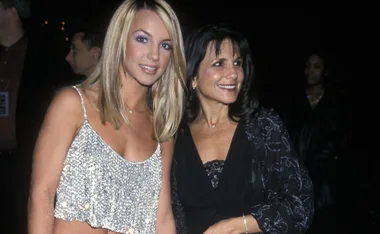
[213,61,223,67]
[161,42,172,51]
[136,35,148,43]
[234,60,243,66]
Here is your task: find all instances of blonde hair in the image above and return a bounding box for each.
[81,0,186,142]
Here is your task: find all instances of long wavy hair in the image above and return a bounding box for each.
[81,0,186,142]
[184,23,258,123]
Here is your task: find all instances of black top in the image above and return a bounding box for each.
[172,121,253,233]
[279,89,347,210]
[204,160,224,189]
[171,107,314,234]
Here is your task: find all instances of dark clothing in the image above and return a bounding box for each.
[293,91,344,210]
[276,89,347,234]
[0,26,52,234]
[172,107,314,234]
[281,90,346,211]
[0,36,27,149]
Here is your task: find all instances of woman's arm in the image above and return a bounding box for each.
[248,109,314,234]
[28,87,84,234]
[205,109,314,234]
[156,137,176,234]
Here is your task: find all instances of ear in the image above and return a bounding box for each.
[192,76,198,90]
[90,47,101,62]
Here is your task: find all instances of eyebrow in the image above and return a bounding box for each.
[133,29,171,42]
[212,56,242,62]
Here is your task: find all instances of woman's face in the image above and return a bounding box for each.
[304,54,325,85]
[123,9,173,87]
[192,39,244,106]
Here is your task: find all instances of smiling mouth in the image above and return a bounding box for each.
[140,64,158,74]
[217,84,236,90]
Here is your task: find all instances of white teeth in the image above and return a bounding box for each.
[141,65,157,71]
[218,85,236,89]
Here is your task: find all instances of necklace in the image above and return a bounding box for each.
[125,103,148,114]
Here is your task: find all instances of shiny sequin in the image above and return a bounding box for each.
[54,86,162,233]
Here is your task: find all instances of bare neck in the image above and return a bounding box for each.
[119,68,149,110]
[84,66,96,79]
[306,83,324,97]
[196,100,230,128]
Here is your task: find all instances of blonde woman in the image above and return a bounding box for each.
[28,0,186,233]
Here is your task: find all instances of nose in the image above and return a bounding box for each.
[147,44,159,61]
[225,65,238,80]
[65,51,72,62]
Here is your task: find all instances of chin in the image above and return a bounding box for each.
[218,98,238,105]
[136,76,161,87]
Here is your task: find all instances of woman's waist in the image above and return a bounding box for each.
[54,192,160,233]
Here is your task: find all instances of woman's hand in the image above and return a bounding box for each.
[203,215,261,234]
[203,218,239,234]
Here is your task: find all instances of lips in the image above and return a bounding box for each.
[140,64,158,75]
[217,84,237,90]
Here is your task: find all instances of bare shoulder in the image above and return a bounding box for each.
[45,86,85,127]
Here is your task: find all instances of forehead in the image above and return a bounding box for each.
[129,9,170,39]
[307,55,324,64]
[206,39,239,58]
[71,32,87,47]
[72,32,84,43]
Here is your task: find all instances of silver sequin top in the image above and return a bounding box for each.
[54,86,162,233]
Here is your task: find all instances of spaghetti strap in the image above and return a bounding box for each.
[72,85,87,119]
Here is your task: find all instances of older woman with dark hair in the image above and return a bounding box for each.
[171,24,314,234]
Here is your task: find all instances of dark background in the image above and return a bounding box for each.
[29,1,356,97]
[19,0,377,232]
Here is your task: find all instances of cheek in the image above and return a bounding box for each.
[202,69,214,80]
[316,69,323,76]
[237,70,244,81]
[159,51,171,69]
[197,70,216,88]
[126,41,145,61]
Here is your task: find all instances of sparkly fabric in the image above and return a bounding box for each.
[204,160,224,189]
[54,86,162,233]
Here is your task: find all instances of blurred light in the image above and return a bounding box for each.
[62,21,65,25]
[61,27,65,31]
[44,20,48,24]
[65,37,69,41]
